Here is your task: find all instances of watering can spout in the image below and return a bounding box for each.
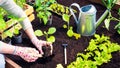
[70,3,97,36]
[96,9,109,28]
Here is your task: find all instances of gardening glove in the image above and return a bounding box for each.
[13,46,41,62]
[31,38,53,55]
[0,0,32,30]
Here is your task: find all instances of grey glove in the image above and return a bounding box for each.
[0,0,32,30]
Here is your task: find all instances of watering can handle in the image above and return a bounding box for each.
[69,3,81,24]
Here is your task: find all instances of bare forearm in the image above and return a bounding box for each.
[0,41,15,54]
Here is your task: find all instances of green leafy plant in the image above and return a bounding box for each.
[35,0,56,25]
[49,3,77,22]
[62,14,80,39]
[101,0,120,31]
[0,13,15,40]
[0,8,7,17]
[67,34,120,68]
[34,27,56,43]
[49,3,71,16]
[14,0,26,8]
[96,0,117,29]
[0,14,24,40]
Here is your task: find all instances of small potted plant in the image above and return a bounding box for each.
[12,25,22,44]
[7,15,25,44]
[34,0,56,25]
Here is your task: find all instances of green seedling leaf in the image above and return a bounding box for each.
[2,30,13,40]
[62,14,70,23]
[94,34,100,39]
[67,29,74,37]
[14,28,19,35]
[13,26,20,35]
[114,22,120,34]
[56,64,64,68]
[43,15,48,25]
[104,19,110,30]
[0,19,6,32]
[46,11,52,17]
[34,30,43,36]
[47,27,56,34]
[47,36,55,43]
[73,33,81,39]
[35,0,40,7]
[63,24,67,29]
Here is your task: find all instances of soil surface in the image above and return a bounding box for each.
[6,0,120,68]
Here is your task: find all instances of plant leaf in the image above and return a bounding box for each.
[104,19,110,30]
[67,29,74,37]
[73,33,81,39]
[47,36,55,43]
[43,15,48,25]
[34,30,43,36]
[47,27,56,34]
[62,14,70,23]
[63,24,67,29]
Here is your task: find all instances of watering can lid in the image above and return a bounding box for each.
[81,4,97,14]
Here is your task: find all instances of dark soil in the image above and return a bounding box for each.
[6,0,120,68]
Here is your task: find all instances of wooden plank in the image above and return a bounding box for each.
[5,57,22,68]
[24,4,34,16]
[29,14,35,22]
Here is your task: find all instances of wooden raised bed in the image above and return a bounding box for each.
[4,4,35,68]
[1,4,35,39]
[5,57,21,68]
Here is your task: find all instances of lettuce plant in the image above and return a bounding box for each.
[67,34,120,68]
[34,27,56,43]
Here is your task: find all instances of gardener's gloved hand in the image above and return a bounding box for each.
[13,46,41,62]
[31,38,53,55]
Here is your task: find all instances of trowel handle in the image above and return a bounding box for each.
[69,3,81,24]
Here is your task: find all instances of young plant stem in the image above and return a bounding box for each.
[46,34,48,40]
[96,9,109,28]
[67,22,70,30]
